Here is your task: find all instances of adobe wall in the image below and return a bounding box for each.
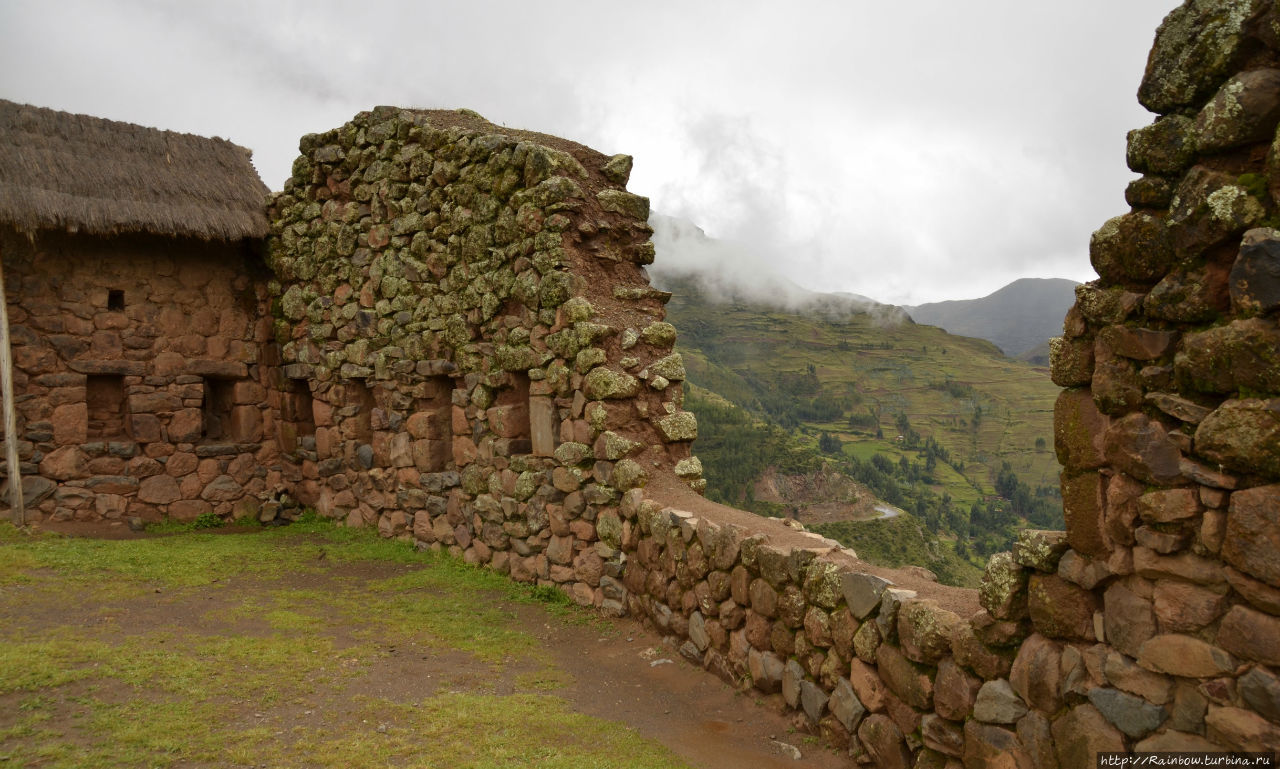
[0,230,278,522]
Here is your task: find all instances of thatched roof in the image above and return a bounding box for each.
[0,99,269,241]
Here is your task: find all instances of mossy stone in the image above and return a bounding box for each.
[1127,115,1197,175]
[1138,0,1264,114]
[1088,212,1175,284]
[641,322,678,347]
[597,189,650,221]
[583,368,639,400]
[656,411,698,442]
[612,459,649,491]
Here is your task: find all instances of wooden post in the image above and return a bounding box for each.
[0,245,23,526]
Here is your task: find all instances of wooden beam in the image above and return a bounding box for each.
[0,245,23,526]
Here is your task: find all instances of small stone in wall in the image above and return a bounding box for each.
[979,553,1027,621]
[857,714,911,769]
[1137,0,1262,114]
[640,322,677,348]
[1136,634,1237,678]
[1127,114,1196,175]
[582,368,639,400]
[1012,529,1070,572]
[673,456,703,479]
[596,189,650,221]
[1088,211,1174,284]
[1194,399,1280,477]
[973,679,1027,724]
[1049,337,1095,388]
[1231,229,1280,314]
[842,572,891,619]
[1217,605,1280,667]
[1088,687,1168,739]
[1194,69,1280,152]
[601,154,633,185]
[655,411,697,442]
[611,459,648,491]
[828,678,866,733]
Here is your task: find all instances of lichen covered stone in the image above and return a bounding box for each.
[1138,0,1265,113]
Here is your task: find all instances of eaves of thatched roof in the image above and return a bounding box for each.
[0,99,269,241]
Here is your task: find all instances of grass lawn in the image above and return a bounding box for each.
[0,519,692,769]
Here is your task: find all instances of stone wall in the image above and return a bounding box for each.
[0,230,276,522]
[270,101,1280,769]
[1042,0,1280,755]
[265,107,706,607]
[625,3,1280,763]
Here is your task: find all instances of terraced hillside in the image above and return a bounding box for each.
[661,275,1064,576]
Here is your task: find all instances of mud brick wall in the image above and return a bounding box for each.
[266,107,706,608]
[0,230,276,521]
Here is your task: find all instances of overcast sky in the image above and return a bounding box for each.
[1,0,1177,304]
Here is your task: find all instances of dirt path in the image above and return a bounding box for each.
[532,606,850,768]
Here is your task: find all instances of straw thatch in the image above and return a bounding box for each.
[0,99,269,241]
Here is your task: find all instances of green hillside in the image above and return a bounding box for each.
[663,276,1064,576]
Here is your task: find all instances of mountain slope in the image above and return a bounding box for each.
[664,274,1061,497]
[906,278,1078,357]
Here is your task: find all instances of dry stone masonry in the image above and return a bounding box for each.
[1043,0,1280,756]
[266,107,705,608]
[0,232,275,522]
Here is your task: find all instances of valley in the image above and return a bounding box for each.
[661,274,1065,585]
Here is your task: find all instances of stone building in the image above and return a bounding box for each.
[0,98,275,522]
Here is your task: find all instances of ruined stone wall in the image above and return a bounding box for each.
[1043,0,1280,755]
[263,28,1280,759]
[263,107,1133,769]
[0,230,277,522]
[266,107,705,606]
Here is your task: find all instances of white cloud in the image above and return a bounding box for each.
[0,0,1177,303]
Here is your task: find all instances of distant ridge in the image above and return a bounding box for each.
[905,277,1078,357]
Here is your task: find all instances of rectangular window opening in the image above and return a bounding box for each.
[86,375,126,440]
[346,380,375,444]
[201,378,236,441]
[107,289,125,312]
[285,379,316,437]
[415,375,454,472]
[494,372,532,451]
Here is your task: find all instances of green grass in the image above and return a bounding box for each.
[0,523,689,769]
[269,694,691,769]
